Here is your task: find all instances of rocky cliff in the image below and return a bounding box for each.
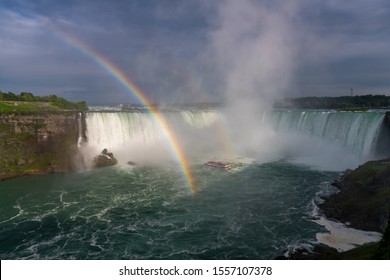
[278,159,390,260]
[0,112,85,180]
[320,159,390,233]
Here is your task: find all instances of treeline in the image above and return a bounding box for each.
[0,91,88,110]
[274,95,390,109]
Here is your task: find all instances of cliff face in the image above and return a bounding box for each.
[320,159,390,233]
[0,112,84,180]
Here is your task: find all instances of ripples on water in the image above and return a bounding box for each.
[0,160,338,259]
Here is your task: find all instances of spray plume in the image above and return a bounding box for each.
[205,0,304,161]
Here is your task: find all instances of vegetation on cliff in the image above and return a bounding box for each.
[0,113,84,180]
[274,94,390,110]
[0,91,88,112]
[320,159,390,259]
[313,161,389,260]
[279,159,390,260]
[321,159,390,233]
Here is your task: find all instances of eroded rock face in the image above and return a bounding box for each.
[93,149,118,168]
[0,113,83,180]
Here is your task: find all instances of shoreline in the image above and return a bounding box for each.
[0,169,63,181]
[278,158,390,259]
[313,217,382,252]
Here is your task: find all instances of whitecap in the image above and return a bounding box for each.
[314,217,382,251]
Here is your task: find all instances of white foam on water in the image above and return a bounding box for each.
[0,202,26,225]
[314,217,382,251]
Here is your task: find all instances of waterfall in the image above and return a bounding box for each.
[83,109,387,166]
[77,112,86,148]
[263,110,385,157]
[85,111,222,147]
[83,110,226,163]
[85,112,162,150]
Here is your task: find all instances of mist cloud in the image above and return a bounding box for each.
[207,1,303,106]
[203,0,308,159]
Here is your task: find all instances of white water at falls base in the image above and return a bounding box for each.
[82,110,229,166]
[262,110,385,170]
[82,109,386,171]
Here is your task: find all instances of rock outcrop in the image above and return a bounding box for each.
[0,112,84,180]
[278,158,390,260]
[320,158,390,233]
[93,148,118,168]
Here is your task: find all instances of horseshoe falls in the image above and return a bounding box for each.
[258,110,387,171]
[263,110,385,158]
[82,110,230,165]
[0,109,388,259]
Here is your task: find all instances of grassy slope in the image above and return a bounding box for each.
[0,101,86,113]
[0,101,64,113]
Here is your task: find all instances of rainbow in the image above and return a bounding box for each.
[56,31,196,194]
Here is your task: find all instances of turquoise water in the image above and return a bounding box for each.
[0,160,338,259]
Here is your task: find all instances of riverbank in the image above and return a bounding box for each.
[278,159,390,259]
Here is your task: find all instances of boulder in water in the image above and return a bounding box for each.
[94,148,118,168]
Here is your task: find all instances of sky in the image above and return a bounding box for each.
[1,0,390,105]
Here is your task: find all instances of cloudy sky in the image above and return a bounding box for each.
[1,0,390,105]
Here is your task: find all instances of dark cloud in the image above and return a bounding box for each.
[293,0,390,96]
[1,0,389,105]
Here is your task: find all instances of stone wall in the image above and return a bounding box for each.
[0,112,84,180]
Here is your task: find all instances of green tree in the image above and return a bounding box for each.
[5,92,18,101]
[20,92,35,102]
